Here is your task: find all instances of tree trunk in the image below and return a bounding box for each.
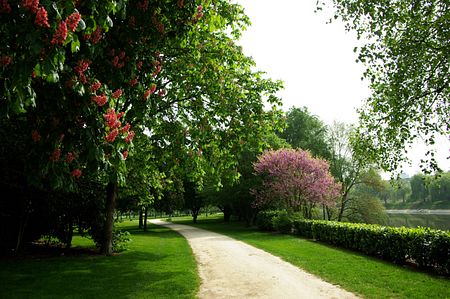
[223,205,232,222]
[101,181,117,256]
[143,206,148,232]
[139,207,143,229]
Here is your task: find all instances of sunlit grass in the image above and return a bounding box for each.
[172,214,450,299]
[0,221,199,299]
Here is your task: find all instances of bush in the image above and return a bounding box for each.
[256,210,279,231]
[112,230,132,252]
[293,219,450,274]
[272,211,293,234]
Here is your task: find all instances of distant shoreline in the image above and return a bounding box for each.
[386,209,450,215]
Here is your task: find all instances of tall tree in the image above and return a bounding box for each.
[278,106,330,159]
[1,1,282,254]
[318,0,449,173]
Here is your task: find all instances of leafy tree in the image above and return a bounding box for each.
[410,174,429,202]
[1,1,282,254]
[278,106,330,159]
[327,122,367,221]
[318,0,449,173]
[429,172,450,202]
[253,149,340,218]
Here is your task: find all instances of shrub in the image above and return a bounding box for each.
[256,210,280,231]
[293,219,450,274]
[112,230,132,252]
[272,211,293,234]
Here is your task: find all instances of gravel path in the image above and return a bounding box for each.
[150,219,359,299]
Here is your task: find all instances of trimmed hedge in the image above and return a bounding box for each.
[292,219,450,274]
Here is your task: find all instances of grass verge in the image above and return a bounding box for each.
[0,221,199,299]
[172,215,450,299]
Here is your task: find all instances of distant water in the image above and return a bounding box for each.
[384,213,450,231]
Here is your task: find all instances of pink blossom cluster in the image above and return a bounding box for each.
[0,0,12,13]
[71,168,82,178]
[51,21,68,45]
[90,81,101,93]
[112,50,127,69]
[111,89,123,99]
[22,0,39,13]
[253,149,341,209]
[92,94,107,106]
[35,6,49,27]
[66,12,81,32]
[49,148,61,162]
[1,55,12,66]
[85,27,102,44]
[143,83,157,100]
[31,130,41,142]
[74,59,90,83]
[137,0,148,11]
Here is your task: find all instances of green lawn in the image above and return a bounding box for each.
[0,221,199,299]
[173,215,450,299]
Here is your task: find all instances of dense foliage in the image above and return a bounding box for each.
[318,0,449,174]
[0,0,283,254]
[293,219,450,274]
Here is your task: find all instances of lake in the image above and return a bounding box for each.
[385,212,450,231]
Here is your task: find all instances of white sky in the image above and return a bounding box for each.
[235,0,450,177]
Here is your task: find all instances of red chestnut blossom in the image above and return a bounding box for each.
[49,148,61,162]
[177,0,184,8]
[152,65,161,78]
[51,21,68,45]
[124,130,135,143]
[0,0,12,13]
[117,112,124,119]
[1,56,12,66]
[122,150,128,160]
[31,130,41,142]
[136,60,142,70]
[71,168,82,178]
[74,59,90,75]
[103,108,117,127]
[121,123,130,134]
[129,76,138,86]
[66,152,75,163]
[253,149,340,211]
[128,16,136,27]
[35,6,50,27]
[90,81,101,93]
[111,89,123,99]
[22,0,39,13]
[143,84,157,100]
[89,26,102,44]
[137,0,148,11]
[105,129,119,142]
[66,12,81,32]
[92,94,107,106]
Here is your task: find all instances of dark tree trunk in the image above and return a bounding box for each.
[101,181,117,256]
[223,205,232,222]
[66,219,73,248]
[139,207,143,229]
[192,213,198,223]
[143,206,148,232]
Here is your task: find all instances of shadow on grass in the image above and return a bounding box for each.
[0,224,197,299]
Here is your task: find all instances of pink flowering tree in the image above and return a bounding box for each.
[0,1,283,254]
[253,149,341,218]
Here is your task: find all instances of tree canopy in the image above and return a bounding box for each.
[0,0,283,254]
[318,0,449,173]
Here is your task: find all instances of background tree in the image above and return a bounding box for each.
[318,0,449,174]
[278,106,331,159]
[410,174,429,202]
[253,149,340,219]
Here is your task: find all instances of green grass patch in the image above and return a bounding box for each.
[0,221,199,299]
[172,215,450,299]
[385,200,450,210]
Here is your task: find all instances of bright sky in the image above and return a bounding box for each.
[235,0,450,176]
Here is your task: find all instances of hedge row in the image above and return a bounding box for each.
[293,219,450,275]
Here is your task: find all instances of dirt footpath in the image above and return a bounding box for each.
[150,219,359,299]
